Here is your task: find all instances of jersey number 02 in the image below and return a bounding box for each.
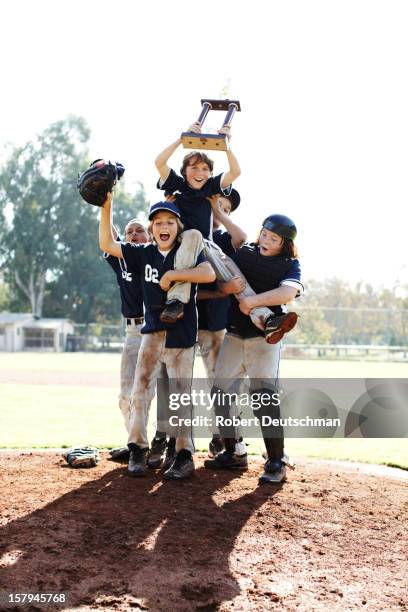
[145,264,160,284]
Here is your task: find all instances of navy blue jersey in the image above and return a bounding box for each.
[197,229,235,332]
[121,241,207,348]
[157,169,231,239]
[229,244,303,339]
[104,252,144,319]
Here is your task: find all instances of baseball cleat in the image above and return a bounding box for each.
[264,312,298,344]
[259,459,287,484]
[208,435,224,458]
[109,446,130,463]
[162,437,176,470]
[262,452,295,469]
[147,436,167,468]
[204,450,248,470]
[163,449,195,480]
[159,299,184,324]
[128,443,149,477]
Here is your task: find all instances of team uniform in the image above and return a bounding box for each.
[157,170,271,329]
[157,169,232,240]
[197,229,235,445]
[206,242,304,480]
[121,231,206,461]
[104,248,144,434]
[197,229,235,378]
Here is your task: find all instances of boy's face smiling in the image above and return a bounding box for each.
[151,211,178,251]
[259,228,283,256]
[185,158,212,190]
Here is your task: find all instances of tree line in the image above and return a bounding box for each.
[291,278,408,346]
[0,116,148,323]
[1,116,407,345]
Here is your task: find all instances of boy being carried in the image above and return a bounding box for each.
[155,122,296,343]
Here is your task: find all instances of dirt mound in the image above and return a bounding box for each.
[0,453,407,611]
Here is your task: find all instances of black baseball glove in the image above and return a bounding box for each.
[77,159,125,207]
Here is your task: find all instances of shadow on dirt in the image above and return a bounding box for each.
[0,463,281,611]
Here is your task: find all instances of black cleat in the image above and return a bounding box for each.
[264,312,298,344]
[259,459,287,484]
[128,443,149,477]
[147,436,167,469]
[204,450,248,470]
[162,437,176,471]
[109,446,130,463]
[208,435,224,458]
[163,449,195,480]
[160,300,184,324]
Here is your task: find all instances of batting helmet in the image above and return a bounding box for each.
[262,214,297,241]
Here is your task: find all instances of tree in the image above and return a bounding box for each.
[0,116,90,317]
[43,181,149,323]
[0,116,150,323]
[0,278,9,311]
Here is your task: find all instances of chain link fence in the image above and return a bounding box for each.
[65,309,408,361]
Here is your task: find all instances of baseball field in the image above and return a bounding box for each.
[1,352,407,611]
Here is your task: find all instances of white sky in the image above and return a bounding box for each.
[1,0,407,289]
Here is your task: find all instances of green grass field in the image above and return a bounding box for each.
[0,352,407,468]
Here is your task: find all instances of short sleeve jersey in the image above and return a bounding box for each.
[157,169,231,239]
[228,244,304,339]
[197,228,235,332]
[104,248,144,319]
[121,241,207,348]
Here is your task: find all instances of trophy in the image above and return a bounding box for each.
[181,99,241,151]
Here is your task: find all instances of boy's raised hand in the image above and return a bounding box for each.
[187,121,202,134]
[218,125,232,140]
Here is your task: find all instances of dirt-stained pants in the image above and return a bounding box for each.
[212,333,284,460]
[167,230,271,330]
[166,229,206,304]
[198,329,226,435]
[128,331,195,454]
[202,240,271,330]
[120,321,168,436]
[119,322,143,433]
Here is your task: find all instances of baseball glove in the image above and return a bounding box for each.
[63,446,100,468]
[77,159,125,207]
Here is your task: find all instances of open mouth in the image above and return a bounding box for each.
[159,232,170,242]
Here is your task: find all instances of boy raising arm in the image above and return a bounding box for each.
[100,193,216,480]
[155,122,241,199]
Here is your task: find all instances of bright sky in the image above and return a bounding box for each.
[1,0,407,289]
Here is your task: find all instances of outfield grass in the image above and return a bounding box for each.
[1,351,407,377]
[0,352,407,468]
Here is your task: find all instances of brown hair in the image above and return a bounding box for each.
[180,151,214,179]
[255,232,299,258]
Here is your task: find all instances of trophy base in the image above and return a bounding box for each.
[181,132,228,152]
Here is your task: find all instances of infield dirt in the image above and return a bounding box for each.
[0,453,407,611]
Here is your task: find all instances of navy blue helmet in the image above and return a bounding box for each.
[262,214,297,241]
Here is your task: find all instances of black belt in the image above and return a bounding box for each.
[126,317,144,325]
